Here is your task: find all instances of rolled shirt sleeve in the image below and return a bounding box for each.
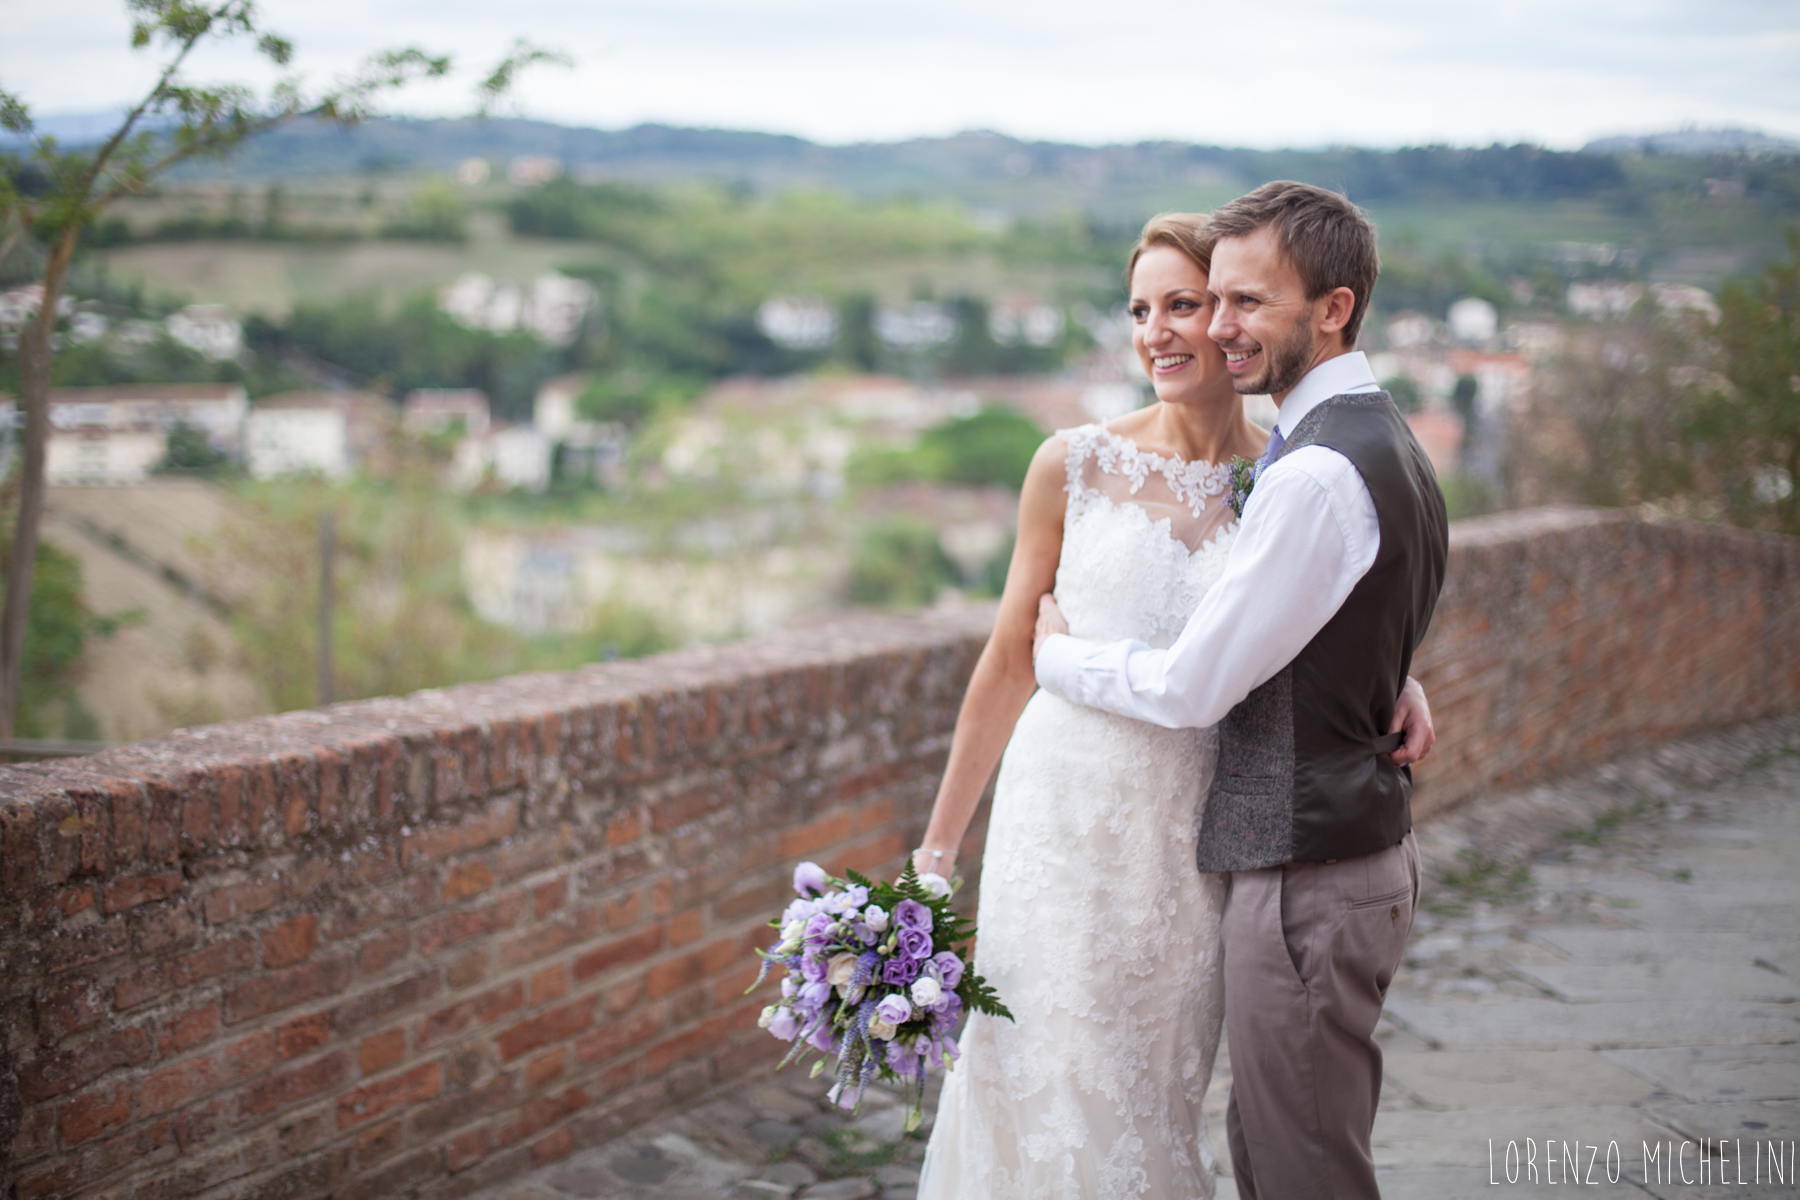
[1034,444,1380,730]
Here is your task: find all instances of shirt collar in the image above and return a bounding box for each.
[1274,351,1381,437]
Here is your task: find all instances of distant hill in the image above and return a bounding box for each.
[1583,128,1800,157]
[151,117,1645,217]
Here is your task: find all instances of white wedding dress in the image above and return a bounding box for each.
[918,425,1237,1200]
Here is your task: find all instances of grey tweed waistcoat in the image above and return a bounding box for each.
[1195,391,1449,873]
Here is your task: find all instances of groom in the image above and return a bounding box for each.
[1033,181,1448,1200]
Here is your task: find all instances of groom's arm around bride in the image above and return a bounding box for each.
[1035,181,1449,1200]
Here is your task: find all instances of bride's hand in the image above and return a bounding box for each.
[1033,593,1069,661]
[1389,676,1436,766]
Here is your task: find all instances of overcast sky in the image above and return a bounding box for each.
[4,0,1796,149]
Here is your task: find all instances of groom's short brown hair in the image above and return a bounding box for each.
[1207,181,1380,345]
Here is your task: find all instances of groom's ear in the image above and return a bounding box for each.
[1317,286,1358,345]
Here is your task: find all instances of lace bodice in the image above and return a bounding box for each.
[1056,424,1236,647]
[919,424,1237,1200]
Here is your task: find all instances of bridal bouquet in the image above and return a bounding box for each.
[749,860,1010,1126]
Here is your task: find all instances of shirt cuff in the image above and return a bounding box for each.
[1034,632,1089,701]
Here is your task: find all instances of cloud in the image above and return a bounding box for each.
[3,0,1795,148]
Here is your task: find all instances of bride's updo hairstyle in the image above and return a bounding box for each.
[1126,212,1216,287]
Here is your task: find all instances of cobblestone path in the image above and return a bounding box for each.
[470,717,1800,1200]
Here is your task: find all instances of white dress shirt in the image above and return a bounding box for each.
[1035,351,1384,730]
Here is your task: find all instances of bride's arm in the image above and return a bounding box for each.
[909,435,1069,880]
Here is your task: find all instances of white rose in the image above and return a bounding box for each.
[827,952,859,989]
[918,872,952,900]
[758,1005,778,1029]
[910,977,943,1007]
[863,905,889,933]
[868,1018,897,1041]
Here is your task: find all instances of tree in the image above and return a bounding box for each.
[0,1,566,736]
[1691,231,1800,535]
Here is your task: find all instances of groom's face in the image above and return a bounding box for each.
[1207,226,1321,400]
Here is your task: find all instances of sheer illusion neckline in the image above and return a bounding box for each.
[1075,423,1233,521]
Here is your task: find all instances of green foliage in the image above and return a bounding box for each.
[575,371,701,428]
[853,407,1046,493]
[0,539,130,738]
[1381,375,1422,413]
[381,177,466,242]
[846,517,959,608]
[156,418,230,473]
[1689,230,1800,535]
[255,294,556,420]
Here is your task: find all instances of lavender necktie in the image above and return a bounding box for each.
[1254,426,1286,478]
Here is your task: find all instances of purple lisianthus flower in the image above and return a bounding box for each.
[896,928,933,961]
[854,922,876,945]
[931,992,963,1023]
[794,861,828,896]
[768,1009,800,1040]
[806,1022,836,1053]
[939,1034,961,1064]
[801,953,827,983]
[893,899,933,932]
[804,912,834,941]
[780,976,798,998]
[875,994,912,1025]
[886,1039,918,1075]
[837,885,869,910]
[930,951,965,989]
[798,980,832,1009]
[882,956,920,986]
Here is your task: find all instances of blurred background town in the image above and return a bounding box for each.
[4,112,1798,745]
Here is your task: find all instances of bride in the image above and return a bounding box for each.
[910,213,1433,1199]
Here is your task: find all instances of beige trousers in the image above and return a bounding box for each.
[1222,832,1420,1200]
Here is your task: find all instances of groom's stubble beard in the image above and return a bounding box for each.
[1235,306,1319,397]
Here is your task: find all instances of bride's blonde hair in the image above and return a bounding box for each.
[1126,212,1215,286]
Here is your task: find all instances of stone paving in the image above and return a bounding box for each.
[471,716,1800,1200]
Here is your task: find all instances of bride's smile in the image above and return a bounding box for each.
[1129,245,1236,409]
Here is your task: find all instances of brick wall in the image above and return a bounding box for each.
[1,508,1796,1200]
[1408,508,1800,817]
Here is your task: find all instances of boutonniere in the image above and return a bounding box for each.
[1225,455,1258,518]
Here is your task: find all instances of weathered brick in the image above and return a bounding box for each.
[36,977,108,1044]
[277,1011,332,1059]
[332,967,442,1033]
[359,1026,407,1075]
[336,1061,441,1129]
[223,955,352,1024]
[645,936,740,1000]
[571,924,665,983]
[241,1048,351,1116]
[529,964,569,1007]
[416,890,528,956]
[352,1117,405,1169]
[532,875,567,918]
[498,904,601,970]
[444,859,495,900]
[778,810,852,859]
[668,909,703,947]
[114,936,255,1010]
[409,1073,515,1139]
[526,1046,567,1089]
[446,947,488,989]
[204,877,280,925]
[644,1012,734,1077]
[262,912,321,968]
[59,1080,132,1146]
[131,900,197,955]
[417,981,524,1049]
[159,1003,221,1057]
[496,997,594,1062]
[532,1125,577,1167]
[358,926,410,975]
[447,1126,491,1172]
[496,1085,589,1148]
[102,870,183,914]
[573,1008,663,1066]
[18,1025,151,1103]
[50,883,94,916]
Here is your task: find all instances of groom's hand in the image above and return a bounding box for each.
[1390,675,1436,766]
[1033,594,1068,661]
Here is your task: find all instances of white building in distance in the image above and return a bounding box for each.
[164,305,243,361]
